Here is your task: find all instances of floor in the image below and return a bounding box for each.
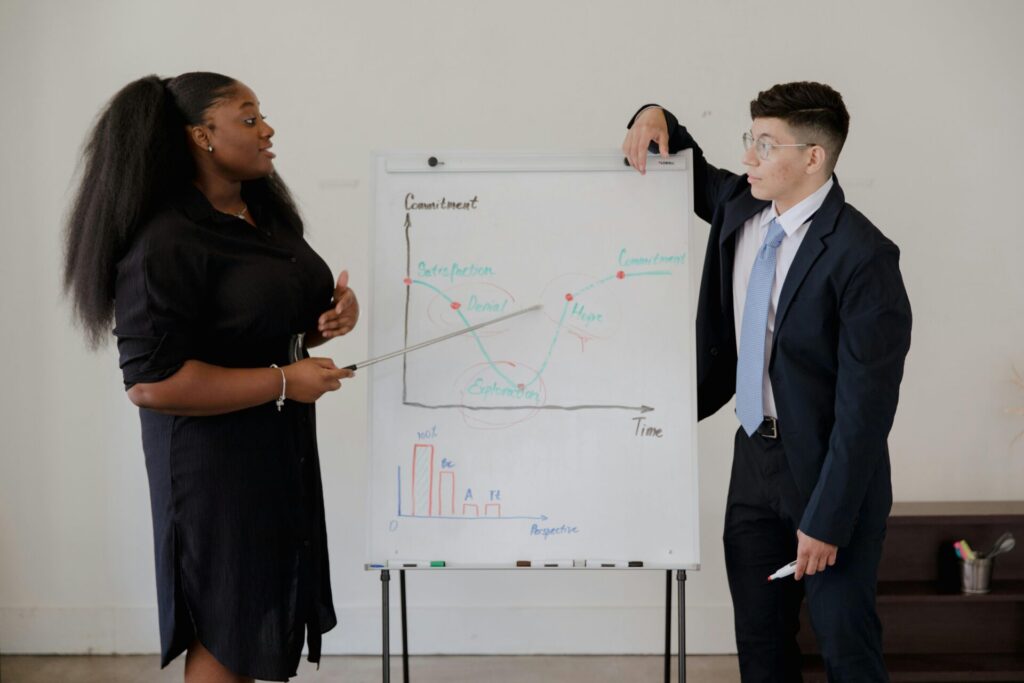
[0,655,741,683]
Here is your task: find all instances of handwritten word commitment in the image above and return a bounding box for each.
[618,249,686,267]
[405,193,479,211]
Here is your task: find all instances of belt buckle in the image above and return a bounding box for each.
[761,416,778,439]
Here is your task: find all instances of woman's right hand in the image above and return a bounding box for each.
[282,357,355,403]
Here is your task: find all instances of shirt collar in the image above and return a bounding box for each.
[172,183,265,227]
[760,176,834,236]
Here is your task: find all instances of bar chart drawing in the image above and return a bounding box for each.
[397,443,543,522]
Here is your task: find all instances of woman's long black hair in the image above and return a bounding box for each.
[63,72,303,347]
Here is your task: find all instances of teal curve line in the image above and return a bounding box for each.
[408,269,674,391]
[533,270,673,390]
[525,301,568,389]
[412,279,521,387]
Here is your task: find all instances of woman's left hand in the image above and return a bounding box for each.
[317,270,360,339]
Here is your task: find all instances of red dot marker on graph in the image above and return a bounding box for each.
[616,271,625,279]
[403,277,412,286]
[450,301,461,310]
[565,293,574,301]
[517,383,525,391]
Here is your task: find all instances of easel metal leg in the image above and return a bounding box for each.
[400,569,410,683]
[664,570,672,683]
[677,570,686,683]
[381,570,391,683]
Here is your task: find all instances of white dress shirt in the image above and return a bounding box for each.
[733,177,834,419]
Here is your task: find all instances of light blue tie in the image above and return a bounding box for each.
[736,218,786,436]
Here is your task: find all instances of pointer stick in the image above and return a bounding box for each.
[344,304,542,371]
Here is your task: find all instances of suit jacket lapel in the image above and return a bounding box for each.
[773,179,845,336]
[720,190,769,248]
[719,190,770,311]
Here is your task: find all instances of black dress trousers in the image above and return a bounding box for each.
[724,427,889,683]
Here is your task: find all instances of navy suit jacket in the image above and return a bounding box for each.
[633,107,913,547]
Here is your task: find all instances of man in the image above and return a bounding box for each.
[622,82,911,681]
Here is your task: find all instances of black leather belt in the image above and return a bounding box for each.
[757,416,779,439]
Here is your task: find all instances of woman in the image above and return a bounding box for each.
[63,72,357,682]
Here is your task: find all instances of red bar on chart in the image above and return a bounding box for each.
[411,444,435,517]
[438,470,456,516]
[462,503,480,517]
[484,503,502,517]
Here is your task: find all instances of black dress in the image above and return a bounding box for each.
[113,186,337,681]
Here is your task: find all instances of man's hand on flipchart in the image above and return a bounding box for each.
[794,529,838,580]
[622,106,669,175]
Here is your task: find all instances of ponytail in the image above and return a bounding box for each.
[63,75,192,347]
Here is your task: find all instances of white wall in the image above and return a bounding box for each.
[1,0,1022,657]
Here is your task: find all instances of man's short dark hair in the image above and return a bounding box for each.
[750,82,850,174]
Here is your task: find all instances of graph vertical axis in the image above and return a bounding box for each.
[402,212,412,403]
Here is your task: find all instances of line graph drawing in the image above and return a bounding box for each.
[398,211,684,420]
[406,269,671,391]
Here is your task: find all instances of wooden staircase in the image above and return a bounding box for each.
[798,501,1024,682]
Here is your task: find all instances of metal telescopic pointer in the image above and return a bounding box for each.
[343,304,542,371]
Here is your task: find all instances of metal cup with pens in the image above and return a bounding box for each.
[960,556,993,594]
[955,533,1015,595]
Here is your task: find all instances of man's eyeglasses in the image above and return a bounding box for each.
[742,132,817,161]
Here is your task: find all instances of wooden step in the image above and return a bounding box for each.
[877,579,1024,602]
[798,588,1024,655]
[802,654,1024,682]
[798,501,1024,679]
[880,502,1024,584]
